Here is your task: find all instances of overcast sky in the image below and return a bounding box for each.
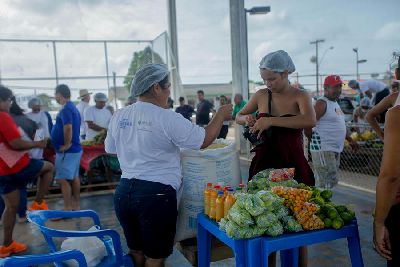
[0,0,399,97]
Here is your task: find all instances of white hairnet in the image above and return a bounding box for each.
[94,92,108,102]
[28,98,42,108]
[131,64,169,97]
[259,50,296,74]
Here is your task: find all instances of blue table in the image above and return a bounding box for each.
[197,213,364,267]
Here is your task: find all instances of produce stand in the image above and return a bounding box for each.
[80,144,107,171]
[80,144,120,189]
[197,213,363,267]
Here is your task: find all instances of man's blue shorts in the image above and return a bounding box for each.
[55,151,82,180]
[0,159,44,195]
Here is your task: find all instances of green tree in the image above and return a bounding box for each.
[123,46,164,91]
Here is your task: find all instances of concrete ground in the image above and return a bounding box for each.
[1,136,385,266]
[4,184,384,267]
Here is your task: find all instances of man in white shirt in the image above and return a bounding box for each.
[76,89,92,140]
[348,79,390,123]
[306,75,358,189]
[84,92,112,141]
[26,98,50,138]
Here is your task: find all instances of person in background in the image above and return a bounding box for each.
[196,90,214,127]
[167,97,174,109]
[51,84,82,211]
[106,64,232,267]
[106,105,115,115]
[232,93,247,120]
[26,98,50,138]
[373,58,400,267]
[236,50,316,267]
[214,96,221,111]
[76,89,91,140]
[84,92,112,141]
[353,97,371,124]
[175,96,194,121]
[0,85,53,258]
[0,98,38,224]
[348,79,390,123]
[366,86,399,141]
[217,95,230,139]
[306,75,358,189]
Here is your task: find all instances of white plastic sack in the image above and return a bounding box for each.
[175,139,241,242]
[61,226,107,267]
[29,129,45,159]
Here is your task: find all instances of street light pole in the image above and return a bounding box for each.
[353,48,367,80]
[310,39,325,95]
[353,48,359,79]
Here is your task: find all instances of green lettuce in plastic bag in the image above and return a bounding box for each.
[234,193,248,209]
[280,216,303,233]
[273,205,290,219]
[219,218,228,232]
[255,212,279,228]
[265,222,284,237]
[255,190,276,208]
[227,203,254,227]
[244,194,265,216]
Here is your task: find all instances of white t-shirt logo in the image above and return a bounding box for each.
[119,119,133,129]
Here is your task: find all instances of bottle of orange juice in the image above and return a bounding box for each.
[224,188,236,218]
[204,183,213,217]
[223,185,230,197]
[215,190,225,222]
[209,185,219,220]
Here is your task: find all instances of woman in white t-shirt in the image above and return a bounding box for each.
[105,64,232,267]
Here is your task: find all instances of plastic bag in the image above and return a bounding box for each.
[269,168,295,182]
[265,222,284,237]
[281,215,303,232]
[61,226,107,267]
[244,195,265,216]
[273,206,290,220]
[227,203,254,227]
[255,212,278,228]
[256,190,276,209]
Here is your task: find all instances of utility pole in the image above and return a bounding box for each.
[113,72,117,109]
[310,39,325,95]
[167,0,179,101]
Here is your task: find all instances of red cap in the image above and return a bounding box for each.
[324,75,343,87]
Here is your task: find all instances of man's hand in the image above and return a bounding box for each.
[59,143,72,152]
[373,221,392,260]
[216,104,233,121]
[250,117,272,139]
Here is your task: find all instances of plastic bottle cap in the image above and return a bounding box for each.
[214,185,221,189]
[207,183,213,187]
[218,191,224,196]
[239,184,245,187]
[228,188,234,193]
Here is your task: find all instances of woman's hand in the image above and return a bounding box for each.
[250,117,272,139]
[373,221,392,260]
[245,115,256,127]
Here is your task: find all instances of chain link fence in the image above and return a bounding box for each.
[0,31,184,110]
[239,122,383,192]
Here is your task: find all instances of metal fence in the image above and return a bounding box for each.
[240,122,383,192]
[0,32,184,110]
